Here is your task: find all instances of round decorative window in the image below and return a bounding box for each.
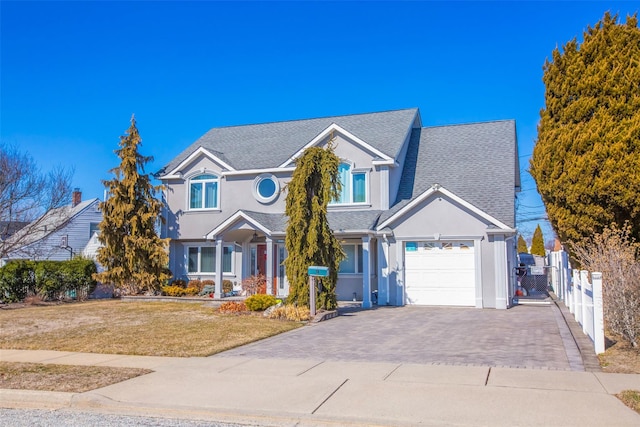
[253,174,279,203]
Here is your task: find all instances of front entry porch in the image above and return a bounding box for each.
[204,211,376,305]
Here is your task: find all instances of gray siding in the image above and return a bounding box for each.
[163,132,391,240]
[9,200,102,261]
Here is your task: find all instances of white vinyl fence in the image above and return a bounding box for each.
[548,250,605,354]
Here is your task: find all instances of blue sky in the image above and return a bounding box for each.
[2,1,637,242]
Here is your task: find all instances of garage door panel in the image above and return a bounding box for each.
[405,241,476,307]
[406,288,476,306]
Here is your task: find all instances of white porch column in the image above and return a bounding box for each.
[362,235,372,308]
[215,237,223,299]
[241,241,249,279]
[493,234,508,309]
[378,235,390,306]
[266,237,274,296]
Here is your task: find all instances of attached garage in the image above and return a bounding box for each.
[404,241,476,306]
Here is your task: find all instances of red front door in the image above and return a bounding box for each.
[256,244,277,294]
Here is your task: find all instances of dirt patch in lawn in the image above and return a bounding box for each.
[0,362,151,393]
[0,300,302,357]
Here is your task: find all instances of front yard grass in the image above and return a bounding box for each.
[0,300,302,357]
[617,390,640,415]
[598,333,640,374]
[0,362,151,392]
[0,300,302,392]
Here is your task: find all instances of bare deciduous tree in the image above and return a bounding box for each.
[0,144,73,259]
[572,224,640,348]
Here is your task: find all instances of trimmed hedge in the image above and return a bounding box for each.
[0,259,97,303]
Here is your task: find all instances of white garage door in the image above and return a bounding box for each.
[405,241,476,306]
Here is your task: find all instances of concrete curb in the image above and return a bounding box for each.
[550,293,602,372]
[1,360,639,426]
[0,389,75,409]
[311,310,338,323]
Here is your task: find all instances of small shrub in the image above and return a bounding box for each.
[241,275,265,296]
[161,285,186,297]
[218,301,247,314]
[183,287,199,296]
[245,294,277,311]
[222,280,233,294]
[170,279,187,288]
[268,305,311,321]
[187,279,203,292]
[201,280,215,287]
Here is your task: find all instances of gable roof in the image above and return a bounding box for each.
[158,108,419,176]
[206,209,384,238]
[377,184,514,231]
[8,198,100,248]
[380,120,519,228]
[0,221,29,240]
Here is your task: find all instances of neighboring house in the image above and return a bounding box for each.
[0,221,29,241]
[3,190,102,262]
[158,108,520,308]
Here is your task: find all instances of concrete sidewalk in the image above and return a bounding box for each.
[1,349,639,426]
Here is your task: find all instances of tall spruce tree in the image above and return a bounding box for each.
[530,12,640,245]
[517,234,529,254]
[530,225,546,257]
[95,116,170,295]
[284,141,345,310]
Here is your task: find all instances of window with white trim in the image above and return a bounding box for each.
[189,174,219,210]
[332,163,367,204]
[89,222,100,239]
[187,245,233,273]
[252,174,280,204]
[339,243,364,274]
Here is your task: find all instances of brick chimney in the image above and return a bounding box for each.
[72,188,82,207]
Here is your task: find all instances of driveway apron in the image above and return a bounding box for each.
[217,304,582,370]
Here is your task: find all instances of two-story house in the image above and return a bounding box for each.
[158,108,520,308]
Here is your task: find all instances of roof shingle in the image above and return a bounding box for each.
[159,108,419,175]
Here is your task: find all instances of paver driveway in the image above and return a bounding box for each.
[217,304,584,371]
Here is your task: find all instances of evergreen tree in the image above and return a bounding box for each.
[517,234,528,254]
[284,141,345,310]
[530,225,546,257]
[95,116,170,295]
[530,12,640,245]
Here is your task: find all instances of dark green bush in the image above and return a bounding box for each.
[244,294,278,311]
[0,258,97,302]
[0,261,36,302]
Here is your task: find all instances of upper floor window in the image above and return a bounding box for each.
[189,174,219,210]
[333,163,367,205]
[89,222,100,239]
